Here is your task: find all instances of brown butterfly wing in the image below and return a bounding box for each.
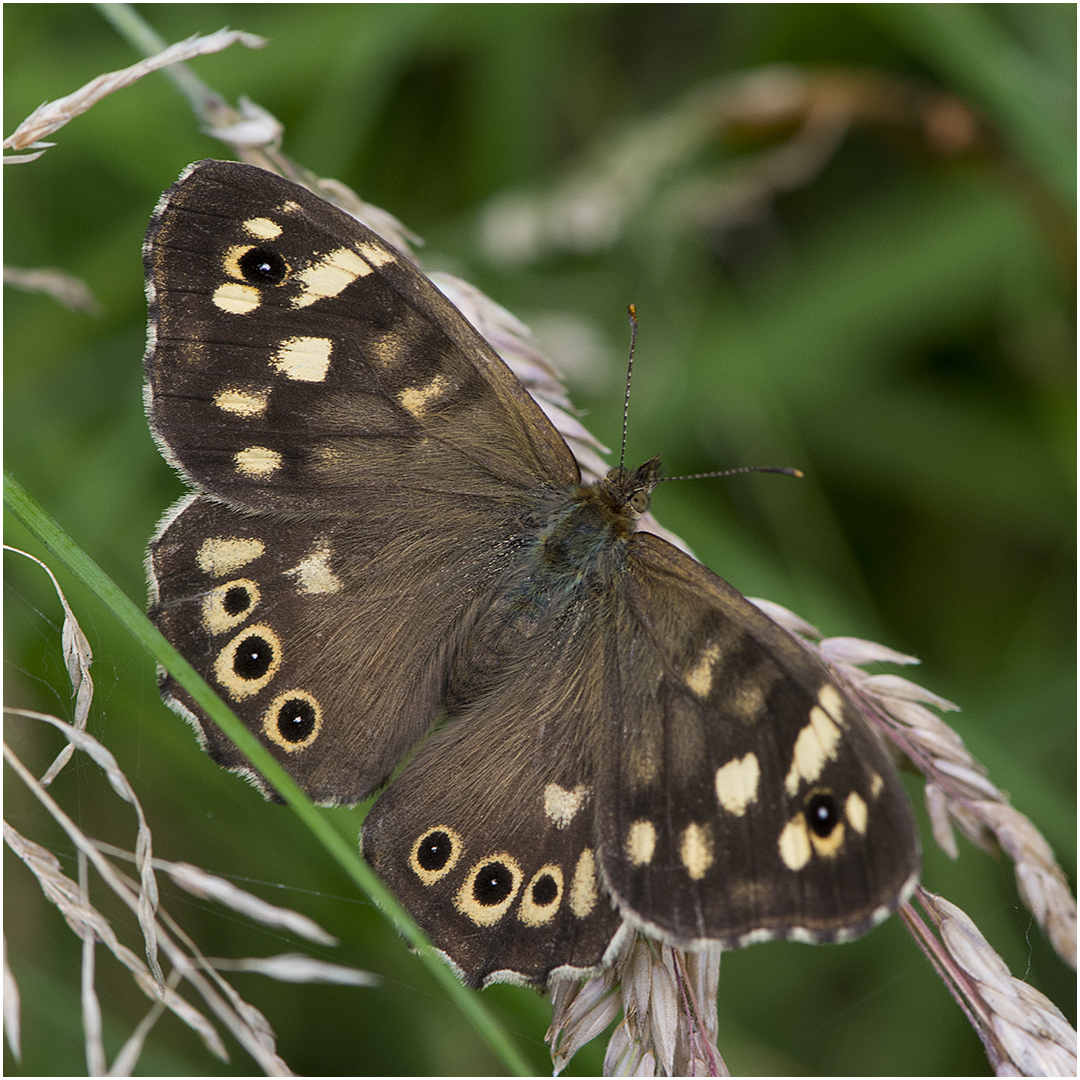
[596,531,920,946]
[146,160,579,805]
[361,606,626,987]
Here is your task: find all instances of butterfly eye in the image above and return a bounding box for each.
[261,690,323,751]
[201,579,260,636]
[275,696,319,743]
[531,873,559,906]
[214,624,283,700]
[518,865,565,927]
[238,246,288,285]
[454,855,523,926]
[805,791,840,838]
[630,489,650,513]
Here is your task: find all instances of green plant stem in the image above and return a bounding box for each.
[3,471,533,1077]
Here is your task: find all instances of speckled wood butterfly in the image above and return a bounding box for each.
[144,160,919,988]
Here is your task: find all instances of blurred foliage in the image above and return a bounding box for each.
[4,3,1074,1076]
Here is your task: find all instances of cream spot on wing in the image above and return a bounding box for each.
[845,790,868,835]
[234,446,282,478]
[243,216,282,240]
[284,546,342,595]
[292,247,370,308]
[870,772,884,799]
[684,642,721,699]
[778,815,812,870]
[809,819,846,858]
[213,385,269,419]
[817,684,845,723]
[201,578,258,635]
[518,865,564,927]
[356,239,396,267]
[714,753,761,816]
[398,374,449,418]
[784,696,843,796]
[197,536,265,577]
[544,783,591,829]
[213,281,260,314]
[569,848,598,918]
[453,855,521,927]
[312,444,346,470]
[731,680,768,723]
[679,823,714,880]
[628,745,660,788]
[626,820,656,866]
[365,330,408,367]
[271,336,332,381]
[278,200,302,215]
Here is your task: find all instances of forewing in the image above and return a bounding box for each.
[599,532,920,947]
[144,159,578,515]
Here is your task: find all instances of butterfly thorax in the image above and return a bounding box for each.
[443,458,660,717]
[534,457,661,591]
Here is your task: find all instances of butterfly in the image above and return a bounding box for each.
[144,160,919,988]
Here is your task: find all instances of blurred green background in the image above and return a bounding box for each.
[4,4,1074,1075]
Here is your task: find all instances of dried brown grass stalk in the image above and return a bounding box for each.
[2,267,102,316]
[477,66,991,268]
[903,888,1077,1075]
[2,28,265,160]
[3,551,374,1074]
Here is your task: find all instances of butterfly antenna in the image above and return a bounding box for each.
[619,304,638,471]
[620,306,800,483]
[658,464,804,483]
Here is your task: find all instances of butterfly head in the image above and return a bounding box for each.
[603,456,662,518]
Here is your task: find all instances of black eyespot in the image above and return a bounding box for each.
[238,246,287,284]
[274,696,318,744]
[417,830,454,873]
[805,791,839,838]
[531,873,559,907]
[232,633,275,680]
[261,690,320,752]
[473,861,514,906]
[223,584,252,617]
